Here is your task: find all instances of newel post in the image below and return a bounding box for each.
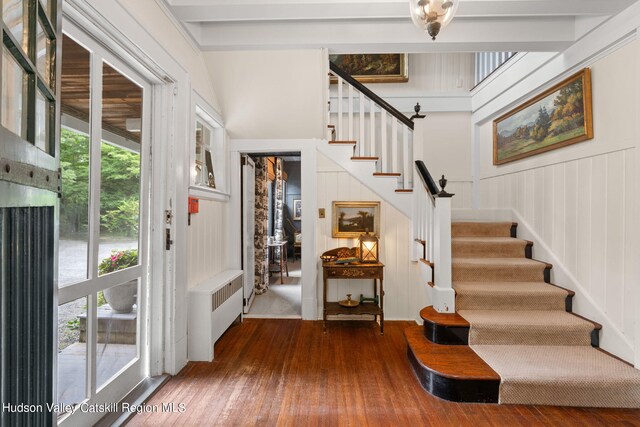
[433,175,455,313]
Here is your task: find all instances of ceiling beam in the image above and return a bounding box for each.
[168,0,633,23]
[195,17,576,53]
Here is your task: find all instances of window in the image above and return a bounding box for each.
[190,95,227,198]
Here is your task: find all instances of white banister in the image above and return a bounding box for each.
[391,118,398,174]
[403,127,410,189]
[369,99,376,159]
[432,195,454,313]
[381,110,387,172]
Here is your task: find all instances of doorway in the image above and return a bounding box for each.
[243,154,302,318]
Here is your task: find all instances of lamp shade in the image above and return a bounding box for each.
[359,232,379,263]
[409,0,459,40]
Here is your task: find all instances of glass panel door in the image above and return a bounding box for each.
[56,26,151,423]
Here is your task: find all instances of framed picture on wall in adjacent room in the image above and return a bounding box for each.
[293,199,302,220]
[493,68,593,165]
[332,201,380,238]
[329,54,408,83]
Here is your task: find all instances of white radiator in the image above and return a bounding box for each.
[188,269,243,362]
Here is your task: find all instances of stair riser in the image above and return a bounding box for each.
[452,265,551,283]
[424,320,599,347]
[452,242,531,259]
[407,347,499,403]
[455,294,570,312]
[452,223,515,238]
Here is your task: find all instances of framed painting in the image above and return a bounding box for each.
[293,199,302,220]
[332,201,380,238]
[493,68,593,165]
[329,54,408,83]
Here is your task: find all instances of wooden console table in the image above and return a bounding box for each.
[322,261,385,334]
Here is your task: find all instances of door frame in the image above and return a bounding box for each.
[229,139,318,320]
[241,155,256,313]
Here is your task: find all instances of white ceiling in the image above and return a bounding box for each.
[164,0,637,53]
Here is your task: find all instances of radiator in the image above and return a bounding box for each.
[188,270,243,362]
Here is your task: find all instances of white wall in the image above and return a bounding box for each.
[473,27,640,364]
[203,50,325,139]
[116,0,221,110]
[316,152,419,320]
[417,112,473,209]
[187,200,230,288]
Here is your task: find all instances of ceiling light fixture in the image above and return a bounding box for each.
[409,0,459,41]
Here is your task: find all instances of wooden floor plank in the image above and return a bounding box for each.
[128,319,640,426]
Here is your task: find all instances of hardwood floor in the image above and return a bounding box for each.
[129,319,640,426]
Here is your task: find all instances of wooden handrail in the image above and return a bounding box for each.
[330,61,414,130]
[415,160,439,196]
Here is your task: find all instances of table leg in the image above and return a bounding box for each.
[323,275,328,334]
[279,246,284,284]
[284,245,289,277]
[380,277,384,335]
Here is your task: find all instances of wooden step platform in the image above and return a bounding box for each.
[373,172,401,177]
[420,306,469,345]
[405,325,499,403]
[328,140,356,145]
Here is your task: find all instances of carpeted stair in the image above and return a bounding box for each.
[407,221,640,408]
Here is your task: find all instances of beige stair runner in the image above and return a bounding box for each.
[452,221,640,408]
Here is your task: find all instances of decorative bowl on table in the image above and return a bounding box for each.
[320,254,338,263]
[338,294,360,308]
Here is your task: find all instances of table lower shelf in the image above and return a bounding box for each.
[324,302,382,316]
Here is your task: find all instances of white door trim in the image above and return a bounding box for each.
[229,139,319,320]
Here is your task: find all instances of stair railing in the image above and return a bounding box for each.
[328,62,414,190]
[414,160,455,313]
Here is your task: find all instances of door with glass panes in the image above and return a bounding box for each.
[55,23,151,423]
[0,0,60,425]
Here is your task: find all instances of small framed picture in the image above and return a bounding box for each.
[293,199,302,220]
[332,201,380,238]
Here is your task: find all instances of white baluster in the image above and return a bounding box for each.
[403,126,410,189]
[359,91,365,157]
[369,98,376,159]
[337,77,343,140]
[348,84,354,142]
[391,119,398,174]
[381,110,387,172]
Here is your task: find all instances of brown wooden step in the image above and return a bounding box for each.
[373,172,401,177]
[395,189,413,193]
[351,156,379,161]
[405,325,500,403]
[420,306,470,345]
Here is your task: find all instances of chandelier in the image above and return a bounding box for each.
[409,0,459,41]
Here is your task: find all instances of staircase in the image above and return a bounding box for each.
[406,220,640,407]
[319,62,415,217]
[322,61,640,409]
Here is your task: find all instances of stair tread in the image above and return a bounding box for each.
[351,156,379,161]
[395,189,413,193]
[454,281,568,295]
[373,172,401,176]
[457,309,597,329]
[328,140,356,144]
[472,345,640,407]
[405,325,500,381]
[420,306,469,327]
[452,237,531,244]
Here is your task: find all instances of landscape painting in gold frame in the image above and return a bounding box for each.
[332,201,380,238]
[493,68,593,165]
[329,54,408,83]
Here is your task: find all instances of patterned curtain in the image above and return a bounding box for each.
[254,158,269,294]
[274,158,285,261]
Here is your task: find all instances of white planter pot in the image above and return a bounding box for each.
[103,280,138,314]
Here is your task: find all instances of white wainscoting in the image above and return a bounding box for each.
[316,153,421,321]
[479,148,637,361]
[187,199,230,288]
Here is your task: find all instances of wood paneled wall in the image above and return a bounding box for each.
[480,149,637,344]
[316,153,418,320]
[187,199,229,288]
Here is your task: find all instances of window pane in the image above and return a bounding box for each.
[1,46,28,139]
[98,63,142,272]
[57,297,88,409]
[35,89,52,153]
[59,128,90,286]
[59,35,91,287]
[2,0,28,53]
[36,18,54,88]
[96,279,139,390]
